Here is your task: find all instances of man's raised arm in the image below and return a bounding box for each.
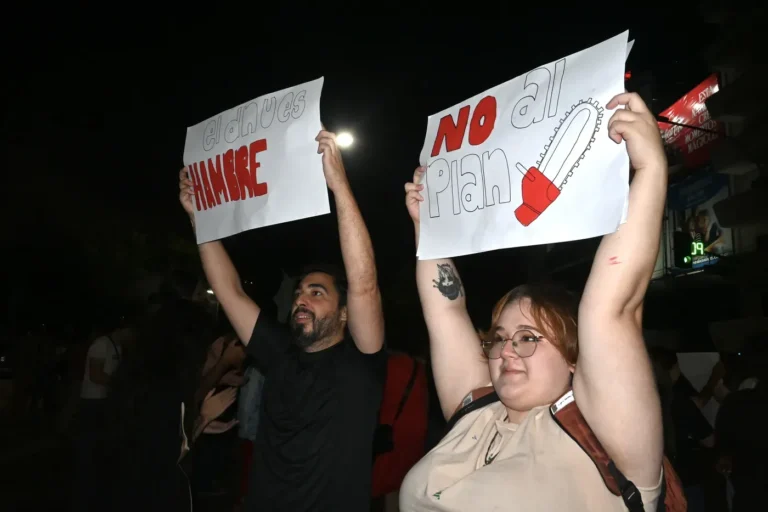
[315,131,384,354]
[179,168,260,345]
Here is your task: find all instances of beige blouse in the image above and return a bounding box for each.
[400,401,662,511]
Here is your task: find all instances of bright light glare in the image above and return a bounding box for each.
[207,289,214,295]
[336,132,354,148]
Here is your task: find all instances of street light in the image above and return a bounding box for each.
[336,132,354,149]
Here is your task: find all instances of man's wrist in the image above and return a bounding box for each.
[331,181,354,205]
[330,178,352,197]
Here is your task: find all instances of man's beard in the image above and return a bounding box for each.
[289,307,343,349]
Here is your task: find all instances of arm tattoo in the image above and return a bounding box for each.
[433,263,464,300]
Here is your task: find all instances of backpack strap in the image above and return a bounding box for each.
[550,389,644,512]
[392,358,420,424]
[446,386,680,512]
[660,456,686,512]
[106,336,120,361]
[445,386,499,433]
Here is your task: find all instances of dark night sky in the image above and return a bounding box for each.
[5,6,717,341]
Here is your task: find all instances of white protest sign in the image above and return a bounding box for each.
[417,32,629,259]
[183,78,328,243]
[618,38,634,226]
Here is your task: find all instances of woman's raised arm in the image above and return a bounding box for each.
[406,167,490,419]
[573,92,667,489]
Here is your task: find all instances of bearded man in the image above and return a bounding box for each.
[178,130,385,512]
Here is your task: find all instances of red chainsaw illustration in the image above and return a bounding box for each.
[514,99,604,226]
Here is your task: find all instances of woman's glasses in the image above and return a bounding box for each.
[481,330,543,359]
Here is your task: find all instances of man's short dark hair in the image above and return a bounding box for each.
[298,263,348,308]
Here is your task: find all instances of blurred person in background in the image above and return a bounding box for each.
[71,314,137,510]
[371,351,428,512]
[234,363,265,510]
[193,332,247,497]
[715,335,768,511]
[89,299,237,511]
[651,349,723,512]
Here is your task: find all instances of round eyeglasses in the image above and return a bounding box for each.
[481,330,543,359]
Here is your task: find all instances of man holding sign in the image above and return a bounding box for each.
[178,128,386,512]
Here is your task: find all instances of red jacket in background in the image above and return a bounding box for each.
[371,353,428,497]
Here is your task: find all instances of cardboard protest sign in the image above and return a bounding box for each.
[417,32,630,259]
[183,77,328,243]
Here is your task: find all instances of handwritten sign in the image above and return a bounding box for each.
[417,33,630,259]
[183,78,328,243]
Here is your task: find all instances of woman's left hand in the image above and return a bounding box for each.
[606,92,666,173]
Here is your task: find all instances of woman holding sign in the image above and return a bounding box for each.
[400,93,676,511]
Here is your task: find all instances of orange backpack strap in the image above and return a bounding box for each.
[446,386,687,512]
[550,391,627,498]
[453,386,496,416]
[550,389,687,512]
[660,457,687,512]
[445,386,498,433]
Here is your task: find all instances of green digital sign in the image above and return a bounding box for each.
[691,242,704,256]
[684,241,705,264]
[683,242,704,263]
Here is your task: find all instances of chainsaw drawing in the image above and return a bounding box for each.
[514,99,604,227]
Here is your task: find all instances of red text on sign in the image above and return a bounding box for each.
[430,95,497,157]
[189,138,268,211]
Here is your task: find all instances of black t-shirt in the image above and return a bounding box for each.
[244,314,386,512]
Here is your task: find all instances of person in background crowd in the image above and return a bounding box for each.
[716,336,768,511]
[193,333,247,497]
[178,129,386,512]
[72,316,136,511]
[371,352,428,511]
[199,333,247,405]
[100,299,238,512]
[79,319,135,403]
[235,364,265,510]
[400,92,667,511]
[648,348,678,463]
[10,324,56,425]
[651,349,722,511]
[55,323,90,434]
